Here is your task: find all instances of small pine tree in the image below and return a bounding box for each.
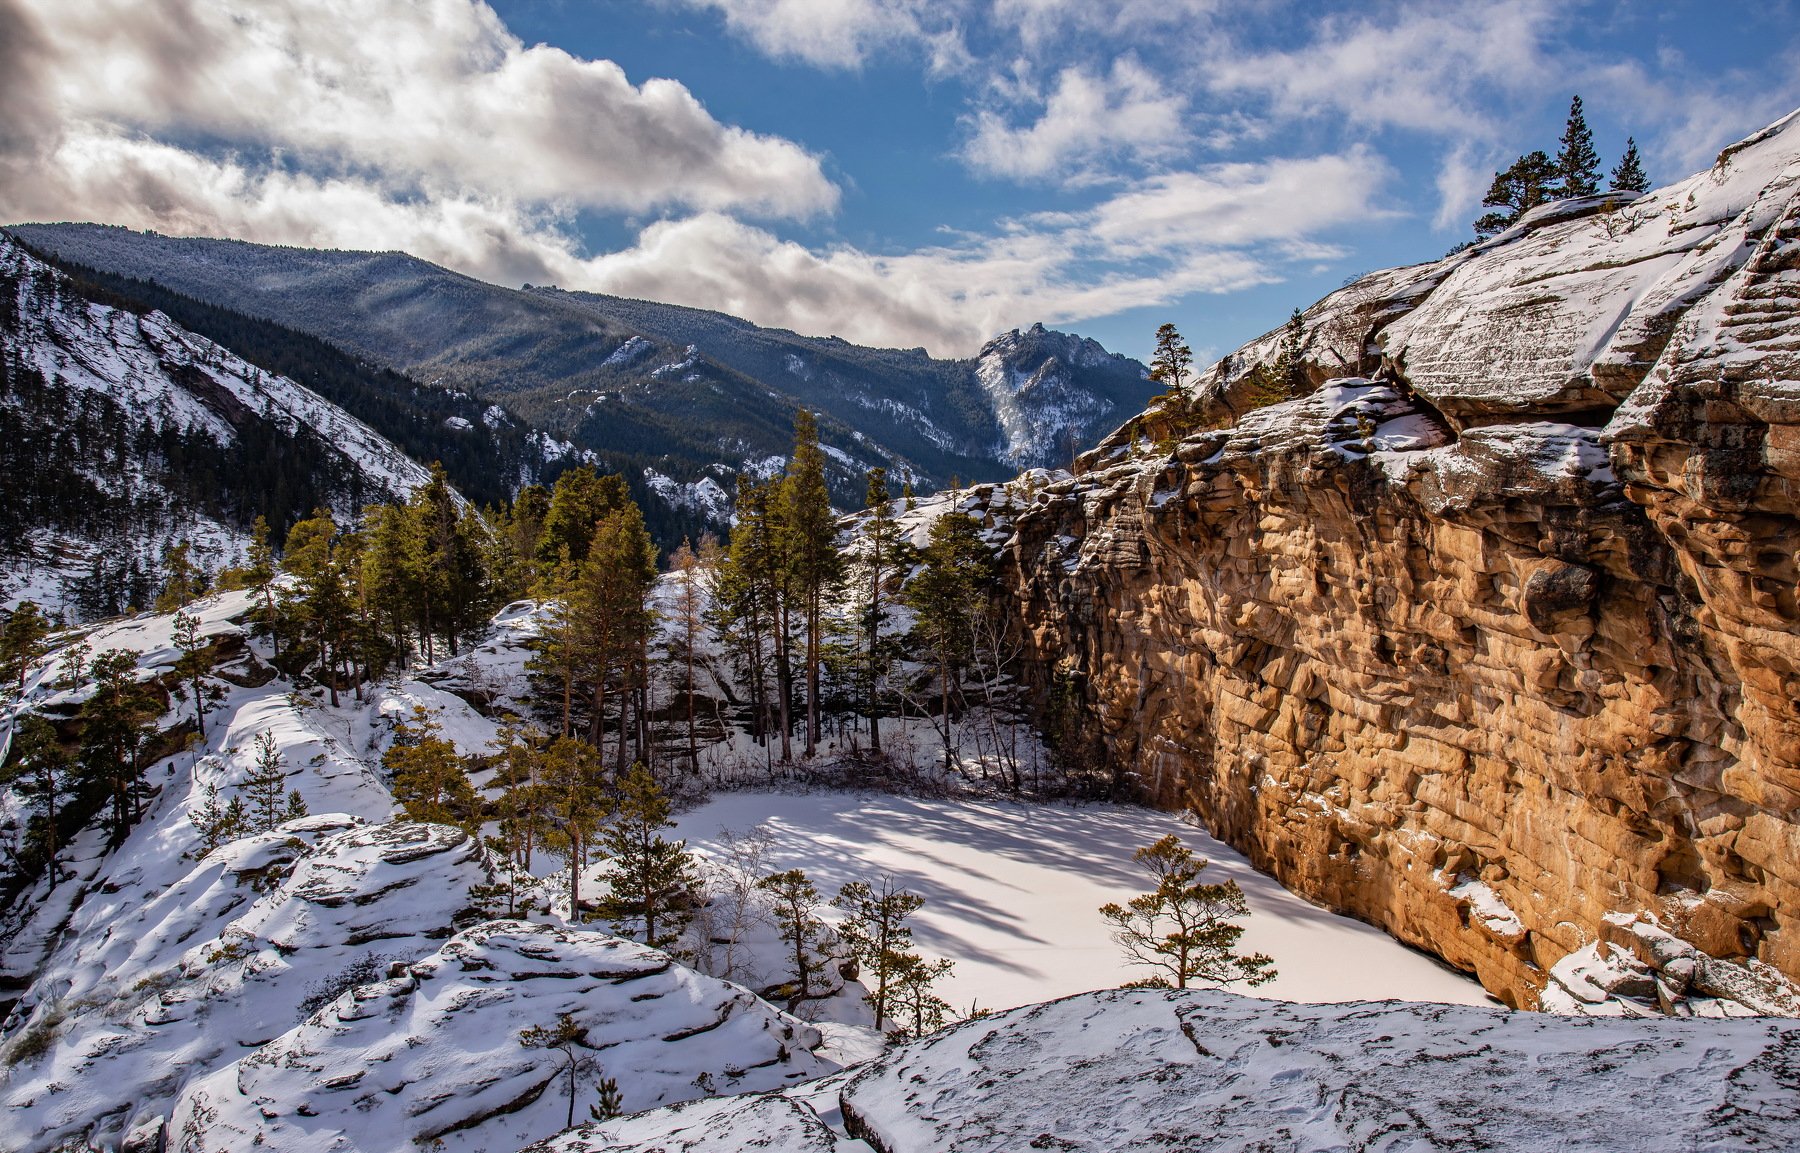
[1099,834,1275,990]
[79,649,160,845]
[887,951,956,1040]
[590,1072,625,1123]
[189,782,250,856]
[539,736,610,918]
[11,715,74,882]
[833,877,925,1030]
[519,1013,591,1130]
[758,868,832,1010]
[1555,95,1601,197]
[242,731,307,832]
[171,610,215,741]
[1474,150,1558,238]
[155,539,205,611]
[1,601,51,698]
[1611,136,1649,193]
[598,764,699,950]
[1148,322,1193,410]
[382,707,479,834]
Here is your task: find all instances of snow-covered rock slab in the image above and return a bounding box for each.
[526,1093,862,1153]
[168,920,836,1153]
[0,821,487,1152]
[833,988,1800,1151]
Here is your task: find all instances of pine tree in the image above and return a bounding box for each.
[778,411,843,759]
[171,610,215,741]
[758,868,831,1011]
[539,735,610,918]
[858,469,908,756]
[1273,308,1309,395]
[188,781,250,856]
[382,707,478,834]
[242,515,283,660]
[833,877,925,1030]
[887,951,956,1040]
[1555,95,1601,197]
[241,730,308,832]
[519,1013,591,1130]
[10,715,74,883]
[903,512,994,769]
[1474,150,1558,238]
[155,539,205,611]
[1099,834,1275,990]
[712,477,782,756]
[536,466,630,579]
[667,537,713,775]
[281,510,358,706]
[79,649,160,845]
[1148,323,1193,406]
[598,764,699,950]
[1,600,51,698]
[571,505,657,768]
[1611,136,1649,193]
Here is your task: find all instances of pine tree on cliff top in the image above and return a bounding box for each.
[1611,137,1649,193]
[1555,95,1602,197]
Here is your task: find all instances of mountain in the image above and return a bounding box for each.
[984,108,1800,1010]
[5,224,1150,518]
[0,233,455,619]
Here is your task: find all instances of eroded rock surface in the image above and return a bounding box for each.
[999,111,1800,1008]
[169,920,834,1153]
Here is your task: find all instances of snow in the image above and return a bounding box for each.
[169,921,832,1153]
[825,987,1800,1152]
[674,792,1489,1016]
[602,335,654,368]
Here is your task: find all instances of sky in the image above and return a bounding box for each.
[2,1,1797,364]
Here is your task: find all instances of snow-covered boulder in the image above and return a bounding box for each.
[0,821,488,1152]
[525,1093,855,1153]
[168,920,835,1153]
[829,989,1800,1151]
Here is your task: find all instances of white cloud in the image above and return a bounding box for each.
[961,59,1188,182]
[668,0,965,70]
[1,0,837,227]
[571,149,1388,355]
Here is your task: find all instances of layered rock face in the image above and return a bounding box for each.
[1000,111,1800,1007]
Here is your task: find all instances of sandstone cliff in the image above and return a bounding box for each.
[1000,110,1800,1008]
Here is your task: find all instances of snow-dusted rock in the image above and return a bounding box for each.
[169,920,834,1153]
[830,989,1800,1151]
[525,1094,856,1153]
[0,821,487,1152]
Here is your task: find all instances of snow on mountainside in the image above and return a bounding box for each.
[0,234,438,619]
[8,224,1151,524]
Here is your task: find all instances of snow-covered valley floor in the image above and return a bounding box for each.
[675,792,1490,1014]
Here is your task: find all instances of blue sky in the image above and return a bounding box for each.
[3,1,1798,363]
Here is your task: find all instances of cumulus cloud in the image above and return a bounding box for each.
[572,149,1388,354]
[668,0,966,70]
[961,59,1188,182]
[0,0,836,233]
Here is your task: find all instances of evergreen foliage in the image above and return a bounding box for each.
[242,731,309,832]
[538,736,610,917]
[79,649,161,846]
[598,764,699,950]
[778,411,844,759]
[832,877,926,1031]
[1611,137,1650,193]
[519,1013,592,1130]
[1475,150,1558,238]
[1555,95,1602,197]
[903,511,996,768]
[1100,834,1275,990]
[382,708,479,834]
[1,601,51,697]
[758,868,832,1010]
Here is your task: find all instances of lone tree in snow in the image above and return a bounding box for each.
[1611,137,1649,193]
[1101,834,1275,990]
[758,867,832,1010]
[519,1013,591,1130]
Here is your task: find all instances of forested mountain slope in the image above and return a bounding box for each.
[8,225,1150,516]
[0,234,442,619]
